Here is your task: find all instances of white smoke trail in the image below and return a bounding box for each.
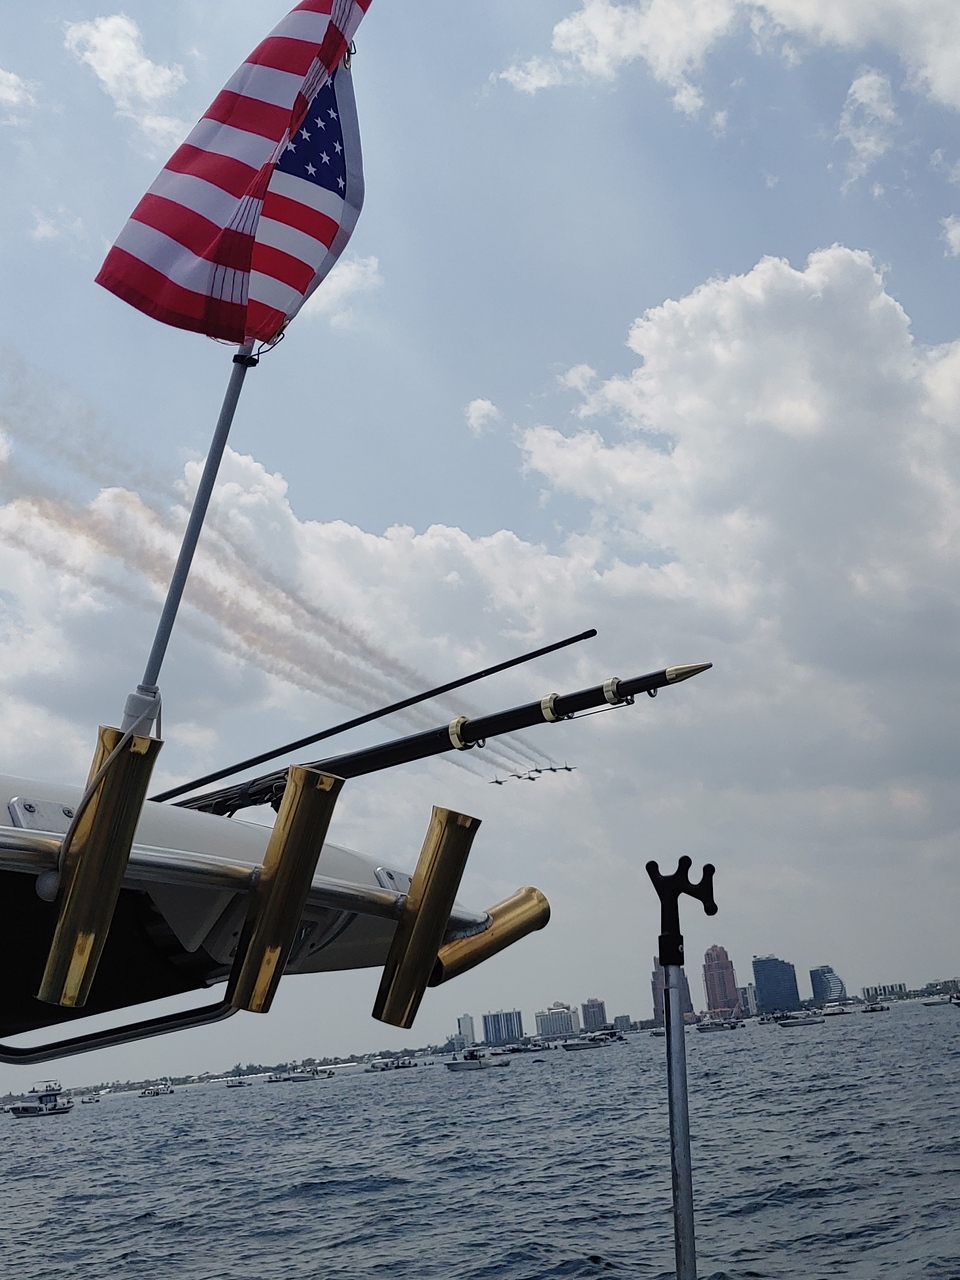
[0,351,555,774]
[0,484,546,777]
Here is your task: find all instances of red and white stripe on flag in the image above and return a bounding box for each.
[95,0,372,345]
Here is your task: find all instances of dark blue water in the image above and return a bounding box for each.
[3,1002,959,1279]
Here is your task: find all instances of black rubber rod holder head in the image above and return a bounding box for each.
[646,856,717,968]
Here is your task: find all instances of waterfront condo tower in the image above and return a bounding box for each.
[581,997,608,1031]
[810,966,848,1005]
[482,1009,524,1045]
[703,944,740,1013]
[752,955,801,1012]
[457,1013,476,1046]
[534,1002,581,1038]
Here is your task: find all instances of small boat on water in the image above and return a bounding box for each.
[140,1080,175,1097]
[861,1001,890,1012]
[561,1030,626,1051]
[922,995,954,1007]
[778,1013,825,1028]
[445,1049,510,1072]
[696,1016,744,1032]
[226,1076,251,1088]
[821,1003,852,1016]
[365,1057,419,1073]
[649,1027,666,1037]
[80,1093,102,1104]
[10,1080,74,1118]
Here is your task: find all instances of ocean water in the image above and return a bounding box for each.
[3,1001,960,1280]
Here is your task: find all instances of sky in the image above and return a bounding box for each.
[1,0,960,1088]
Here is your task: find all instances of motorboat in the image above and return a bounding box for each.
[778,1013,825,1027]
[80,1093,102,1103]
[445,1048,510,1071]
[561,1030,626,1051]
[649,1027,666,1037]
[140,1080,175,1097]
[695,1016,743,1032]
[821,1002,852,1016]
[922,995,953,1007]
[226,1076,251,1088]
[861,1001,889,1012]
[364,1057,417,1073]
[9,1080,74,1117]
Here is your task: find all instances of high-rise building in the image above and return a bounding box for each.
[810,966,848,1005]
[651,957,694,1026]
[862,983,906,1001]
[582,997,607,1031]
[752,955,801,1012]
[535,1002,580,1038]
[613,1015,633,1033]
[703,945,739,1013]
[457,1014,475,1046]
[482,1009,524,1045]
[736,984,758,1016]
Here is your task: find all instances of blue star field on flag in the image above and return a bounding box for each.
[275,73,347,197]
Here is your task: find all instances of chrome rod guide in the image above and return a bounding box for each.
[646,855,718,1280]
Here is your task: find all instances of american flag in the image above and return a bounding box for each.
[95,0,371,346]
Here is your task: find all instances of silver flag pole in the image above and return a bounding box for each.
[647,857,718,1280]
[120,343,257,731]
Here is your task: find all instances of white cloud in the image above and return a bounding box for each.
[942,214,960,256]
[502,0,738,114]
[0,67,34,109]
[837,68,898,184]
[504,0,960,114]
[464,399,502,436]
[499,56,567,95]
[300,254,383,327]
[30,207,85,245]
[64,14,187,147]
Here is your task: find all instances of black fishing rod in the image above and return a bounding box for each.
[151,628,597,803]
[175,661,712,817]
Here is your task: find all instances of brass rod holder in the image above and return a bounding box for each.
[38,726,163,1008]
[227,768,343,1014]
[373,806,481,1029]
[429,886,550,986]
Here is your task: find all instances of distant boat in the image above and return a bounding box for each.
[649,1027,666,1037]
[80,1094,102,1104]
[365,1057,418,1073]
[695,1017,743,1032]
[140,1080,175,1097]
[821,1003,852,1016]
[226,1076,251,1088]
[922,995,953,1007]
[778,1013,825,1027]
[9,1080,74,1118]
[861,1001,889,1012]
[445,1049,510,1072]
[561,1031,626,1051]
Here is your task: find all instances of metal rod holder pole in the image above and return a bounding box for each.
[646,857,718,1280]
[38,726,163,1007]
[227,768,344,1014]
[373,806,481,1029]
[665,963,697,1280]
